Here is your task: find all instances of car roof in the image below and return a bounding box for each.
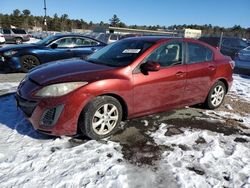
[51,33,105,44]
[122,36,182,43]
[122,36,204,44]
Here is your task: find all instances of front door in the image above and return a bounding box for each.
[45,37,74,63]
[133,41,187,117]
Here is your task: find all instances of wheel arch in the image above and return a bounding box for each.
[20,52,42,63]
[99,93,128,121]
[76,92,129,136]
[217,78,229,93]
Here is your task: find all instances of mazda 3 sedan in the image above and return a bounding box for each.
[0,34,106,72]
[16,37,234,139]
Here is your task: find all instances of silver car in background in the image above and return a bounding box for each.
[0,28,30,44]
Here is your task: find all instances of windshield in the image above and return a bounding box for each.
[35,35,59,46]
[239,40,248,48]
[86,40,155,67]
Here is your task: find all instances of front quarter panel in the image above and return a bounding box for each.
[79,76,133,117]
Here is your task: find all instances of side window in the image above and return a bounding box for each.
[222,39,230,47]
[55,38,73,48]
[72,37,99,47]
[187,43,213,64]
[145,42,182,67]
[110,34,118,41]
[12,29,26,34]
[3,29,11,34]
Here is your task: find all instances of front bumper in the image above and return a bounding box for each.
[0,55,22,71]
[16,88,91,136]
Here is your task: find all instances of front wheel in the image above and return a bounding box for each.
[79,96,123,140]
[205,81,226,109]
[15,38,23,44]
[20,55,40,72]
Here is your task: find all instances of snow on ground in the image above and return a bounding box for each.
[0,82,19,96]
[150,124,250,188]
[0,75,250,187]
[231,74,250,101]
[24,37,40,44]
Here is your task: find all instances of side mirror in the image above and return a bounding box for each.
[50,43,58,49]
[140,61,160,72]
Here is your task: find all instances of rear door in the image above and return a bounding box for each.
[184,42,215,105]
[133,40,187,116]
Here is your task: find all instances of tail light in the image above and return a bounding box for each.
[229,60,235,69]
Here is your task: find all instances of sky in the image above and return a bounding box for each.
[1,0,250,28]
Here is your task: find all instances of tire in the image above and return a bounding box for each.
[15,38,23,44]
[205,81,226,110]
[20,55,40,73]
[79,96,123,140]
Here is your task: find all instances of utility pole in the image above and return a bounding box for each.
[44,0,47,34]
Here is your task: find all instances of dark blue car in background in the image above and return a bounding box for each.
[0,34,106,72]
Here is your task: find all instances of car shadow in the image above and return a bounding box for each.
[0,94,56,140]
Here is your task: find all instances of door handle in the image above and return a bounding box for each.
[176,72,186,77]
[208,65,216,71]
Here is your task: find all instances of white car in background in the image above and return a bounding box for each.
[0,34,5,45]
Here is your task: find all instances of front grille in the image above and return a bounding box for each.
[16,94,37,117]
[41,108,56,125]
[40,105,64,128]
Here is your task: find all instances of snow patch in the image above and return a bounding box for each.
[0,82,19,95]
[150,124,250,187]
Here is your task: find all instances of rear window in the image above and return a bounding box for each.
[12,29,27,34]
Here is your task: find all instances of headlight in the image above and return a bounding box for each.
[35,82,88,97]
[3,50,18,57]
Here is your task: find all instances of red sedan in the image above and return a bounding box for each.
[16,37,234,139]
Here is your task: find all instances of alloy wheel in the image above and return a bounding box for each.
[22,57,38,70]
[92,103,119,135]
[210,85,225,107]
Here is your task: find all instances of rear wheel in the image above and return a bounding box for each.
[79,96,123,140]
[205,81,226,109]
[20,55,40,72]
[15,38,23,44]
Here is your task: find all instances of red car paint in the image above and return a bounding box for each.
[16,37,233,136]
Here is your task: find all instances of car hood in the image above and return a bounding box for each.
[0,43,40,53]
[28,58,115,85]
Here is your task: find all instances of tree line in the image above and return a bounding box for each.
[0,9,249,38]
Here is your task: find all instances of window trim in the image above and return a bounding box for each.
[48,36,101,48]
[133,39,185,74]
[186,42,214,64]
